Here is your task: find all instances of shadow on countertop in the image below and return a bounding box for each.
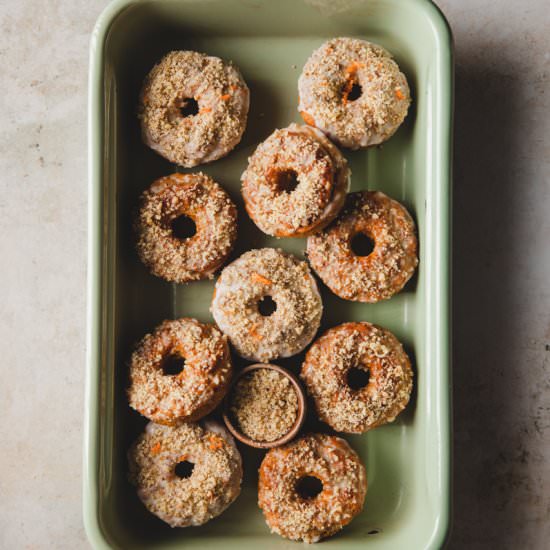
[450,58,550,548]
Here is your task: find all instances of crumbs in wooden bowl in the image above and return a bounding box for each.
[228,366,301,444]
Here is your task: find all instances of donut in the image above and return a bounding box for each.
[298,37,410,149]
[307,190,418,302]
[128,421,242,527]
[301,322,413,433]
[127,318,232,425]
[135,172,237,283]
[139,50,249,167]
[241,123,350,237]
[211,248,322,362]
[258,433,367,542]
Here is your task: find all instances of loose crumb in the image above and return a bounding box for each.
[230,368,298,442]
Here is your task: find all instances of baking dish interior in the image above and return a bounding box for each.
[87,0,452,548]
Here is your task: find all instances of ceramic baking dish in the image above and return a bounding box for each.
[85,0,453,548]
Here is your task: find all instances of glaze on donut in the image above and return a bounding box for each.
[128,421,242,527]
[258,433,367,542]
[211,248,323,362]
[307,190,418,302]
[298,38,410,149]
[241,123,350,237]
[301,322,413,433]
[135,173,237,283]
[139,50,249,167]
[128,318,232,425]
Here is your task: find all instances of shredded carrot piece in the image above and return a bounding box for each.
[251,272,272,285]
[395,88,405,100]
[151,442,162,455]
[220,93,231,101]
[199,107,212,114]
[300,111,315,127]
[344,61,365,75]
[178,454,187,462]
[208,435,223,451]
[341,62,365,105]
[230,84,240,91]
[341,78,355,105]
[249,325,263,341]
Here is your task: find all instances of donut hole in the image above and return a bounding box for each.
[295,475,323,500]
[161,353,186,376]
[273,169,300,194]
[171,215,197,240]
[347,82,363,102]
[178,97,199,118]
[174,460,195,479]
[258,295,277,317]
[351,232,375,257]
[347,366,370,390]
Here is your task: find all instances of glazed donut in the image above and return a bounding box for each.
[307,190,418,302]
[211,248,323,362]
[298,37,410,149]
[128,318,232,425]
[139,50,249,167]
[241,123,349,237]
[258,433,367,543]
[128,421,242,527]
[301,322,413,433]
[135,172,237,283]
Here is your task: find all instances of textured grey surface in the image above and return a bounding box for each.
[439,1,550,548]
[0,1,548,548]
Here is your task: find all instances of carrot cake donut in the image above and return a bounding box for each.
[307,190,418,302]
[298,37,410,149]
[241,123,349,237]
[211,248,322,362]
[258,433,367,542]
[128,421,242,527]
[128,318,232,425]
[301,322,413,433]
[135,172,237,283]
[139,50,249,167]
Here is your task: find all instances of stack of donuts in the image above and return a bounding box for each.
[127,38,417,543]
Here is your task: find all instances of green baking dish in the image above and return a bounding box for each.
[85,0,453,548]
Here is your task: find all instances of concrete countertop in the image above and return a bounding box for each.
[0,1,548,548]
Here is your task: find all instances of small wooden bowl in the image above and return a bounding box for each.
[222,363,306,449]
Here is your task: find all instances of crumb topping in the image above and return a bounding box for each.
[298,38,410,149]
[139,50,249,167]
[230,368,299,442]
[211,248,323,362]
[258,433,367,542]
[135,172,237,283]
[127,318,232,425]
[128,421,242,527]
[301,322,413,433]
[307,190,418,302]
[241,124,349,236]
